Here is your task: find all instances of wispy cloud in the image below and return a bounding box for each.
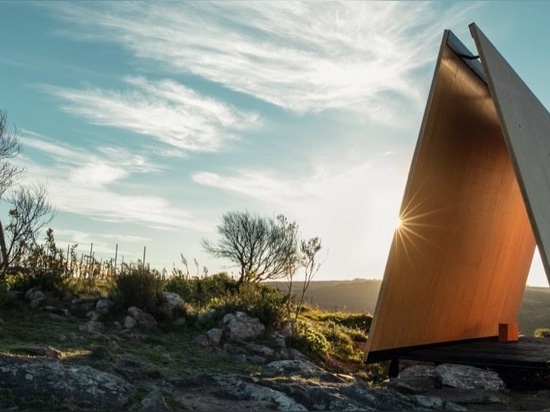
[41,77,261,153]
[44,2,480,119]
[18,130,209,231]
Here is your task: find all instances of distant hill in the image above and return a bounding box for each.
[268,279,381,314]
[269,280,550,336]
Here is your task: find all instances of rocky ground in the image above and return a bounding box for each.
[1,288,550,411]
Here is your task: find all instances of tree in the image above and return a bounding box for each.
[202,211,300,285]
[3,184,54,269]
[0,111,54,272]
[0,111,24,197]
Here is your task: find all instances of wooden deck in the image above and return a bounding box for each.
[367,337,550,370]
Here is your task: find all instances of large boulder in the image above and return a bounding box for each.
[128,306,158,328]
[436,364,505,391]
[222,311,265,341]
[0,355,134,410]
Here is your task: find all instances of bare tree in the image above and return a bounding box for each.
[202,211,300,286]
[0,111,25,269]
[3,184,54,269]
[0,111,24,197]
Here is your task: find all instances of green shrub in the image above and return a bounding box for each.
[302,310,372,332]
[113,265,164,313]
[208,283,288,329]
[166,272,238,309]
[289,320,330,356]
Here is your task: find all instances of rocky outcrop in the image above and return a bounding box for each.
[0,355,135,410]
[436,363,505,391]
[159,361,466,411]
[222,311,265,340]
[390,363,508,407]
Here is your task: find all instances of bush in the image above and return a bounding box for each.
[208,283,288,329]
[289,320,330,356]
[113,265,164,313]
[166,272,238,309]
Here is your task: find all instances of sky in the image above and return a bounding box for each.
[0,1,549,286]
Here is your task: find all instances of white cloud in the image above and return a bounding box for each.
[44,2,481,119]
[17,131,209,232]
[41,77,261,152]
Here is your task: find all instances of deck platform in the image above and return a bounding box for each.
[367,337,550,371]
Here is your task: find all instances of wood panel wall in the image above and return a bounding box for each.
[365,31,536,356]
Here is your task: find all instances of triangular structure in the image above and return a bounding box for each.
[365,23,550,361]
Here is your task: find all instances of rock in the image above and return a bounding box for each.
[263,359,334,380]
[243,342,275,358]
[128,306,158,328]
[162,291,183,310]
[0,355,134,410]
[436,364,505,391]
[174,317,186,326]
[222,311,265,341]
[124,316,137,329]
[392,364,439,393]
[194,330,224,348]
[25,288,46,308]
[424,388,509,404]
[140,389,170,412]
[212,374,309,411]
[413,395,468,411]
[271,332,287,348]
[206,328,223,345]
[196,308,217,328]
[96,298,114,312]
[87,299,114,321]
[79,320,104,333]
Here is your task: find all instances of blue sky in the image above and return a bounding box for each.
[1,1,549,286]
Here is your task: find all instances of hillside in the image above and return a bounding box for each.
[275,280,550,336]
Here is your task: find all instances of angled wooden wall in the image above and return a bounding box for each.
[365,29,536,358]
[471,24,550,284]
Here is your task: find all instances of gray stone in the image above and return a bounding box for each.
[0,355,134,410]
[222,311,265,341]
[414,395,468,411]
[436,364,505,391]
[271,332,287,348]
[424,388,509,404]
[162,291,183,310]
[212,374,308,411]
[206,328,223,345]
[28,290,45,308]
[96,298,114,312]
[193,334,210,347]
[392,364,439,393]
[128,306,157,328]
[244,342,275,358]
[140,389,170,412]
[124,316,137,329]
